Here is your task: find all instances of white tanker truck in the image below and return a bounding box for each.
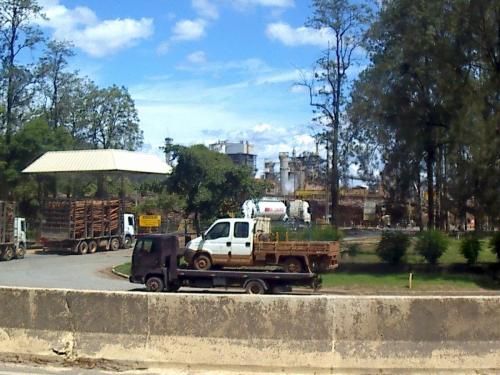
[242,198,311,223]
[242,198,288,221]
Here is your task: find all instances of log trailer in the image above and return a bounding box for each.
[40,198,135,254]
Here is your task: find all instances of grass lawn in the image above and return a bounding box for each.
[114,262,131,276]
[320,272,499,291]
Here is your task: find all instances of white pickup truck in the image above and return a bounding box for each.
[184,218,339,273]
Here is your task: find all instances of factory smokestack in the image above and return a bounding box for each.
[279,152,289,195]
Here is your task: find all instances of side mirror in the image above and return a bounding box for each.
[202,233,206,240]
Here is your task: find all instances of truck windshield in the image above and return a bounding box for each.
[206,222,230,240]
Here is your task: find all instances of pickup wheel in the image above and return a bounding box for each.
[146,276,164,293]
[281,257,304,273]
[15,243,26,259]
[245,280,266,294]
[193,253,212,270]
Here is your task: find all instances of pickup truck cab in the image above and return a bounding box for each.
[185,218,339,273]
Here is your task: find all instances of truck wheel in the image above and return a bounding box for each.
[1,246,14,261]
[146,276,164,292]
[77,241,88,255]
[124,235,133,248]
[110,238,120,251]
[15,243,26,259]
[245,280,266,294]
[193,254,212,270]
[88,240,98,254]
[281,257,303,273]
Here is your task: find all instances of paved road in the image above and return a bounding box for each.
[0,249,133,291]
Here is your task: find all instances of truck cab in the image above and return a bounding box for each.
[185,218,255,270]
[14,217,26,251]
[123,214,136,248]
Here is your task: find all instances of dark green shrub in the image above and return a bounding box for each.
[491,232,500,261]
[346,243,361,257]
[415,230,449,264]
[460,234,482,265]
[376,231,410,264]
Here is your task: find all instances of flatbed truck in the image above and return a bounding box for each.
[185,218,339,273]
[129,234,320,294]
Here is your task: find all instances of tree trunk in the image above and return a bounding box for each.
[194,212,201,237]
[331,125,340,228]
[426,148,435,229]
[416,171,423,231]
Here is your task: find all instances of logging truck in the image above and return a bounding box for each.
[184,218,339,273]
[39,198,135,254]
[0,201,27,261]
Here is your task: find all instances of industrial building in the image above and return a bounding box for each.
[209,140,257,174]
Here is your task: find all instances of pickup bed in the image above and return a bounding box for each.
[185,218,339,273]
[129,234,320,294]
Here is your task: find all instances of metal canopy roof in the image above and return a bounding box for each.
[22,149,172,175]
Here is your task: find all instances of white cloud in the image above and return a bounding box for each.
[253,123,273,133]
[266,22,333,47]
[187,51,207,64]
[192,0,219,20]
[232,0,294,9]
[38,0,153,57]
[172,19,207,41]
[156,41,170,55]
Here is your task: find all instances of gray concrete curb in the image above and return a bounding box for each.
[111,266,129,279]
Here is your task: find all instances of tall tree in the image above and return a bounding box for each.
[166,144,266,235]
[0,0,44,144]
[37,40,76,128]
[300,0,372,227]
[84,84,143,150]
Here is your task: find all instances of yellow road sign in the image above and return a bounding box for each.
[139,215,161,228]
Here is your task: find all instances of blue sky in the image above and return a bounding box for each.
[37,0,360,172]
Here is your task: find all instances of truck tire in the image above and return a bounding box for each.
[146,276,164,292]
[193,253,212,270]
[15,243,26,259]
[77,241,88,255]
[280,257,304,273]
[1,245,14,261]
[110,238,120,251]
[245,280,266,294]
[88,240,98,254]
[124,235,133,248]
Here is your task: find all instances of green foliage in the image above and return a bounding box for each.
[272,225,342,242]
[460,234,482,265]
[415,230,449,264]
[345,243,361,257]
[167,144,264,233]
[376,231,410,264]
[490,233,500,261]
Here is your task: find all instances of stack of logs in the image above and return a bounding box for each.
[44,199,124,239]
[0,201,15,244]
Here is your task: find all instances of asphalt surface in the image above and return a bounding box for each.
[0,248,133,291]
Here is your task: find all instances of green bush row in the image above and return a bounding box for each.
[375,230,500,265]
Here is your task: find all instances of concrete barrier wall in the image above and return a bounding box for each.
[0,287,499,372]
